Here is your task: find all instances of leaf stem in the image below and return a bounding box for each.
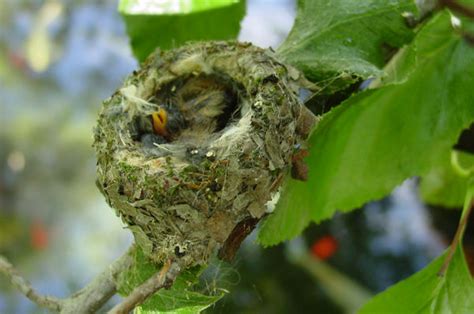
[438,190,474,276]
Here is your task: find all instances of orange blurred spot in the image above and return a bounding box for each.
[311,235,338,260]
[30,220,49,251]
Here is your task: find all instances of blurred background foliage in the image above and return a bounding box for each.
[0,0,469,313]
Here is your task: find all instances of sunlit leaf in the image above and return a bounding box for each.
[119,0,239,15]
[259,11,474,245]
[277,0,417,92]
[119,0,245,61]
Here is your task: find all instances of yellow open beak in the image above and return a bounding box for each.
[151,108,169,138]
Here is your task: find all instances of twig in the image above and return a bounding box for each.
[0,255,63,312]
[440,0,474,19]
[108,259,181,314]
[0,245,135,313]
[438,198,474,276]
[61,245,135,313]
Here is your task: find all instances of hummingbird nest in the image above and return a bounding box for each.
[94,41,316,268]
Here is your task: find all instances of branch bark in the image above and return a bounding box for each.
[440,0,474,19]
[108,259,181,314]
[0,245,135,313]
[61,245,135,313]
[0,255,63,312]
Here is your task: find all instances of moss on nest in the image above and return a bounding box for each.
[94,41,315,268]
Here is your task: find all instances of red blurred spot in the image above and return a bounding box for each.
[7,51,28,71]
[30,219,49,251]
[311,235,338,260]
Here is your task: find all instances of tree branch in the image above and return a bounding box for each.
[0,245,135,313]
[0,255,63,312]
[61,245,135,313]
[108,259,181,314]
[440,0,474,19]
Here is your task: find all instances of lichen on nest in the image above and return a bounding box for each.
[94,41,316,268]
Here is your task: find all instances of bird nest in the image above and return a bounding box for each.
[94,41,316,268]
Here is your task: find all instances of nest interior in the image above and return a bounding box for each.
[94,41,311,267]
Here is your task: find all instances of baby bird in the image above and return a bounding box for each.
[150,74,235,145]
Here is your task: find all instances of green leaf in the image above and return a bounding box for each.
[119,0,240,14]
[277,0,417,92]
[135,304,216,314]
[361,181,474,313]
[119,0,245,62]
[359,247,474,313]
[117,247,225,313]
[420,151,474,208]
[259,11,474,246]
